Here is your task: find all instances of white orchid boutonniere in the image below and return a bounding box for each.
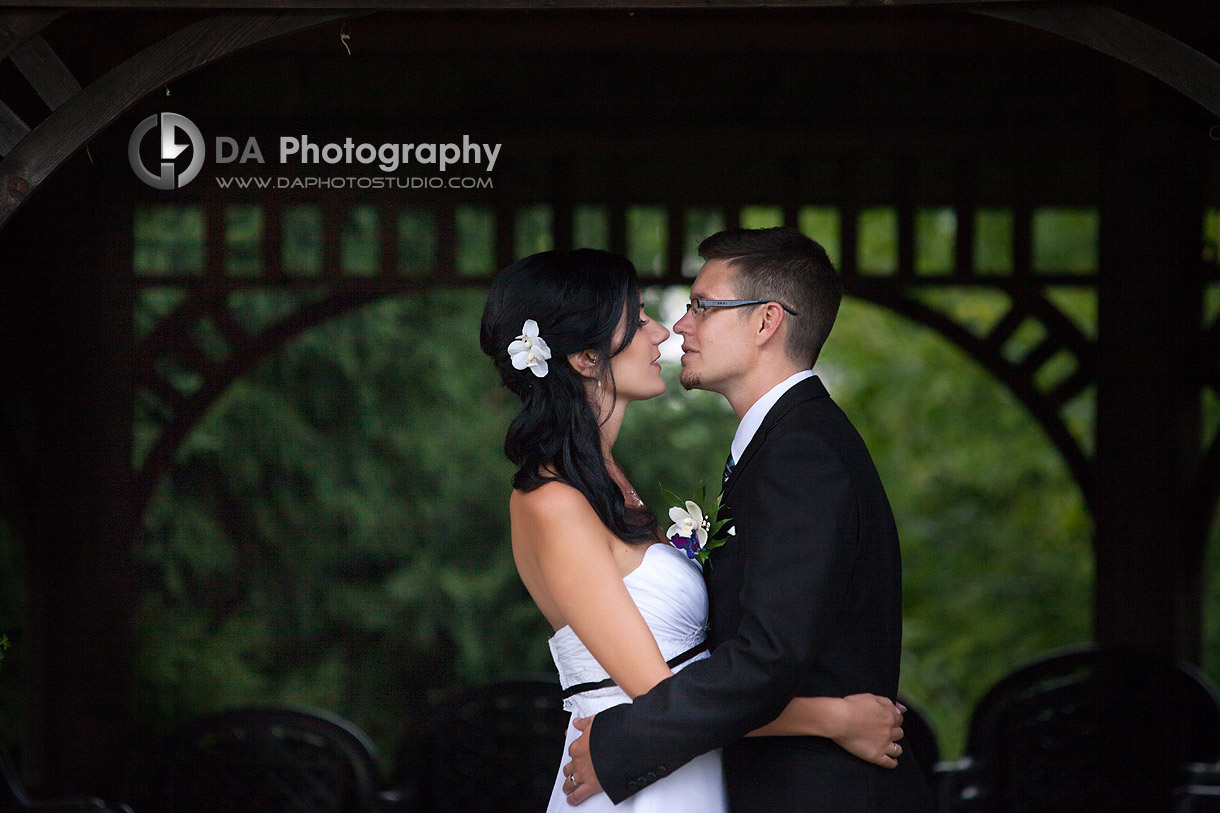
[508,319,552,378]
[662,481,731,565]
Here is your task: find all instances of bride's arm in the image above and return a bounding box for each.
[748,695,905,768]
[518,484,671,698]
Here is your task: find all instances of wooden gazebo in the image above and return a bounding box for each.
[0,0,1218,795]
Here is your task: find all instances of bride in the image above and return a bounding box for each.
[480,249,904,811]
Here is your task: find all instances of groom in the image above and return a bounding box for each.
[564,227,933,810]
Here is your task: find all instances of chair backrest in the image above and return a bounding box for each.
[1,740,33,808]
[141,705,384,813]
[406,677,568,812]
[962,645,1220,811]
[2,740,132,812]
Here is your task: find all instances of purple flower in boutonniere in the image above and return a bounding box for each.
[661,481,730,566]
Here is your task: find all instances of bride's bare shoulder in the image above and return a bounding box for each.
[510,480,594,522]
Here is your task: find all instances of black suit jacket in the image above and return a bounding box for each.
[589,376,933,811]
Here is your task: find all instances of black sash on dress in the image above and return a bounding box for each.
[560,641,709,700]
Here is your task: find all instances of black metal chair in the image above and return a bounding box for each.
[1178,760,1220,812]
[1,741,133,812]
[937,645,1220,812]
[402,677,568,812]
[140,705,397,813]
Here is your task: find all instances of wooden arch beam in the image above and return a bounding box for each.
[1,4,1215,229]
[864,291,1098,515]
[976,5,1220,119]
[0,12,62,62]
[0,11,348,230]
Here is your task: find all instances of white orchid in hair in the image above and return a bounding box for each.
[508,319,552,378]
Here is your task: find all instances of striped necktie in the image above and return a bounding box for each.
[722,454,735,484]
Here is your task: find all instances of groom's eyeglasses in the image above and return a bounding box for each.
[685,298,800,317]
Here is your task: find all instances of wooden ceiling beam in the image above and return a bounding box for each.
[0,0,1048,8]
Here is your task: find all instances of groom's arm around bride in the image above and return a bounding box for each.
[567,228,934,812]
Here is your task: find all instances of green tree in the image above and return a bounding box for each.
[135,290,543,757]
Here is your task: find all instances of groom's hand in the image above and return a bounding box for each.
[563,715,604,805]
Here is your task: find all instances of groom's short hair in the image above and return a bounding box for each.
[698,227,842,368]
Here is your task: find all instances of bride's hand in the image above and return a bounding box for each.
[829,694,904,769]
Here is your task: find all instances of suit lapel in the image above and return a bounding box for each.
[720,375,829,501]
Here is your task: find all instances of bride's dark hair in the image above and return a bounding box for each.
[480,248,657,545]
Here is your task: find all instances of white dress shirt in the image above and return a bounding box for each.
[729,369,816,465]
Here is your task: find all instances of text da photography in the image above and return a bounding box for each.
[217,133,502,172]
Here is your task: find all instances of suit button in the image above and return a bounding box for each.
[627,781,638,791]
[657,766,667,776]
[647,772,657,782]
[636,776,648,786]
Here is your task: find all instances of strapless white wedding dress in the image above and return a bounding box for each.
[545,542,727,812]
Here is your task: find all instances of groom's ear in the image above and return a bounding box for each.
[567,349,601,379]
[755,302,787,348]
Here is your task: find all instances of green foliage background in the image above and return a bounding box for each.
[3,232,1220,770]
[133,284,1101,761]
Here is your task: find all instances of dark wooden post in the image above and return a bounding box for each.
[1094,109,1206,661]
[0,160,135,796]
